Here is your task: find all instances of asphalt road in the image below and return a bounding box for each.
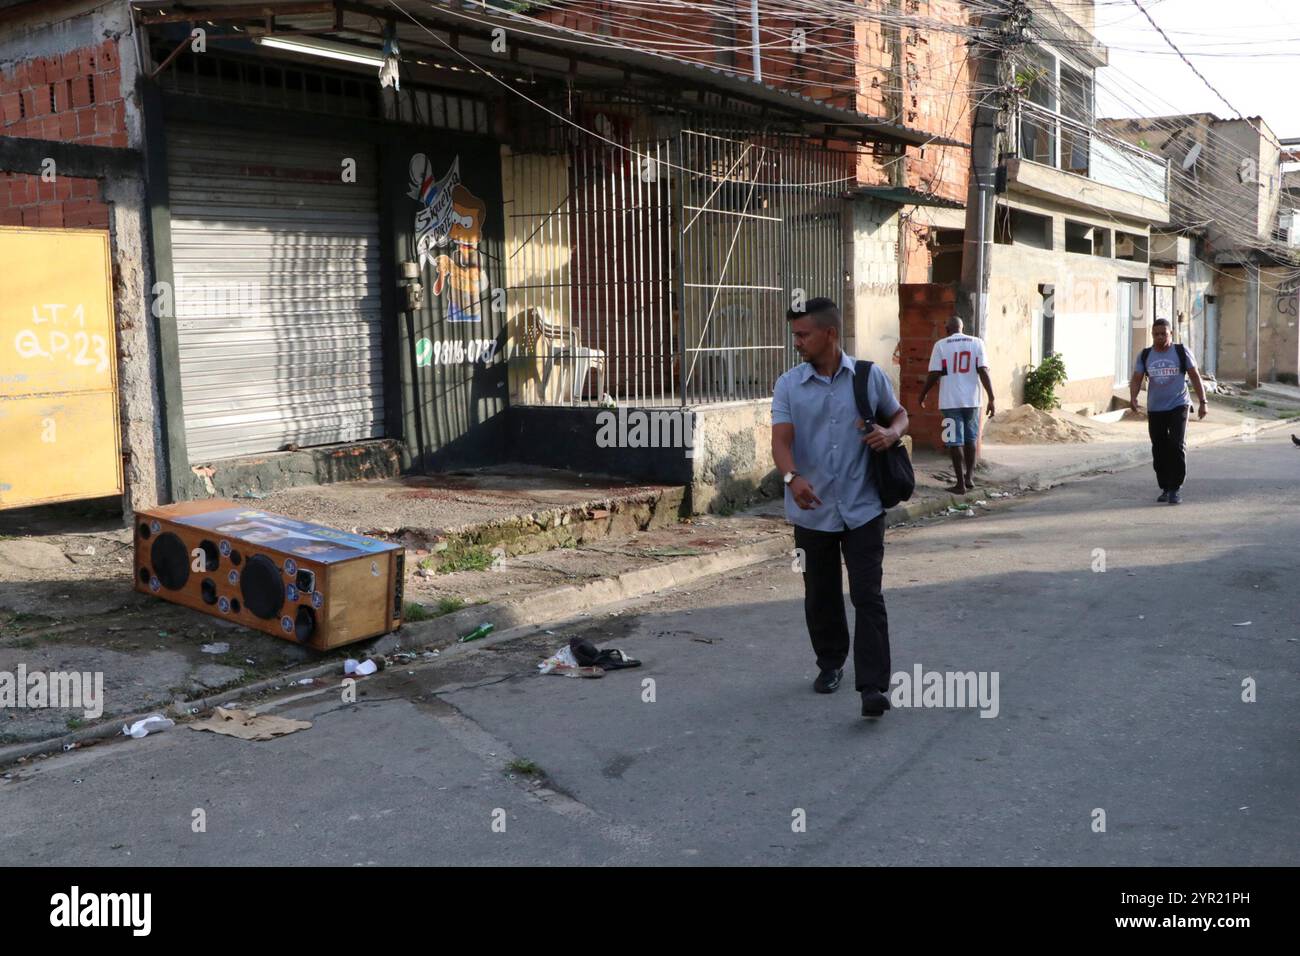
[3,432,1296,866]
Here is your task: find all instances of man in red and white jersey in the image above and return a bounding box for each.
[918,316,995,494]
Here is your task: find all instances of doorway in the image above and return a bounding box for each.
[1116,279,1145,385]
[1204,295,1219,378]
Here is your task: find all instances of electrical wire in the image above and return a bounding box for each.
[387,0,997,190]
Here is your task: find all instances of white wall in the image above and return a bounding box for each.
[1054,308,1117,381]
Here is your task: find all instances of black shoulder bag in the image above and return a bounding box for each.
[853,360,915,509]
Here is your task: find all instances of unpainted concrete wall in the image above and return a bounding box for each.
[1216,267,1251,381]
[1212,264,1297,383]
[849,198,902,381]
[986,240,1149,411]
[689,400,774,514]
[1262,266,1299,383]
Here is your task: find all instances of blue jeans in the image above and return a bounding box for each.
[941,407,980,447]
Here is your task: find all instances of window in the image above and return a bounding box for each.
[1065,219,1091,255]
[1016,43,1095,176]
[1115,231,1149,263]
[1065,219,1111,257]
[995,206,1053,250]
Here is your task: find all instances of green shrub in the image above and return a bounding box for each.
[1023,353,1068,410]
[403,602,435,622]
[436,546,495,574]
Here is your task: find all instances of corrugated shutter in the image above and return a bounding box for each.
[166,124,384,462]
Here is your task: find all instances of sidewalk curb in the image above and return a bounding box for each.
[994,416,1295,491]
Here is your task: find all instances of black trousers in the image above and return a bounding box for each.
[793,514,890,693]
[1147,405,1190,491]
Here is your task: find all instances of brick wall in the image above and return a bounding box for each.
[895,0,972,206]
[540,1,858,109]
[899,282,957,449]
[534,2,971,203]
[0,38,125,229]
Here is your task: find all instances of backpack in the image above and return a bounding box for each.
[1139,344,1188,376]
[852,360,916,509]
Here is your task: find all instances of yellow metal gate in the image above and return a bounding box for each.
[0,226,122,509]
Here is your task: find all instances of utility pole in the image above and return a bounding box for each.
[749,0,762,82]
[960,3,1025,338]
[1245,257,1261,388]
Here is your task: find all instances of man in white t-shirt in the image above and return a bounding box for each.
[918,316,995,494]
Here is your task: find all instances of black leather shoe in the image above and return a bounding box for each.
[813,667,843,694]
[861,690,891,718]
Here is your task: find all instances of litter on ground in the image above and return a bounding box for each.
[123,715,174,739]
[189,707,311,741]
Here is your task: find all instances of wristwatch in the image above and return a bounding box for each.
[783,471,799,485]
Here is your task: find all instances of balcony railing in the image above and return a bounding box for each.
[1019,102,1168,204]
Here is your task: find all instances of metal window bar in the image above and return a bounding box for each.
[503,120,847,408]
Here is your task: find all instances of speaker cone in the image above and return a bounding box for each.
[240,554,284,620]
[150,532,190,590]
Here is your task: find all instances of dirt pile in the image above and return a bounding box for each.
[983,404,1095,444]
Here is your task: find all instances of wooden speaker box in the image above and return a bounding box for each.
[133,500,404,651]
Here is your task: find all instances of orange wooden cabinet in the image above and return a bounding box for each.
[134,500,404,651]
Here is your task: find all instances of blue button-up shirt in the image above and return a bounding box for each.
[771,351,902,531]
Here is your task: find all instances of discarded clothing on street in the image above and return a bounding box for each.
[569,637,641,671]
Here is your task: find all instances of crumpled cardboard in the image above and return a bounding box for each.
[189,706,311,741]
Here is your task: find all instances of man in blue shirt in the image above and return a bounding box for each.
[771,298,909,719]
[1129,318,1208,505]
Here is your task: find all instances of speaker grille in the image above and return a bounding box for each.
[150,532,190,591]
[240,554,285,620]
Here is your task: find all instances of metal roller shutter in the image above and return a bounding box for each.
[166,124,384,462]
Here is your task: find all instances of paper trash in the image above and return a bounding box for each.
[189,707,311,741]
[123,714,175,738]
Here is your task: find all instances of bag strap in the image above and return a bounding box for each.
[854,359,878,425]
[1140,345,1189,375]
